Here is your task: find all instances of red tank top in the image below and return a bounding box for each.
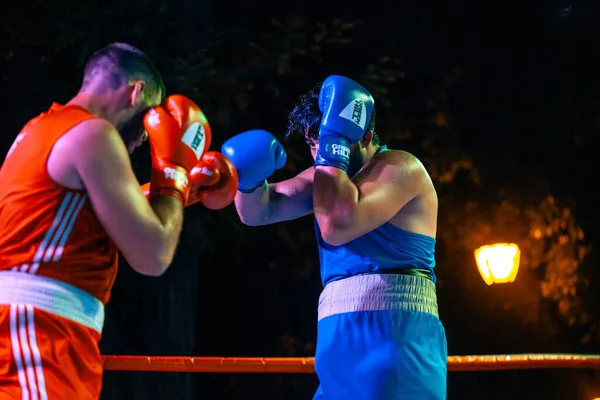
[0,103,118,304]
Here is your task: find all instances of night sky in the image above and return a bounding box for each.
[2,0,600,399]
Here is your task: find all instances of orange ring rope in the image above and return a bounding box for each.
[102,354,600,373]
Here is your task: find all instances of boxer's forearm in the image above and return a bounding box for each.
[147,195,184,272]
[234,171,315,225]
[313,166,358,242]
[234,181,272,226]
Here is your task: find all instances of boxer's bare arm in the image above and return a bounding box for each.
[313,150,428,246]
[69,119,183,276]
[234,167,314,226]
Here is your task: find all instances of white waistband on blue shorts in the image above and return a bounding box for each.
[0,270,104,334]
[318,273,439,322]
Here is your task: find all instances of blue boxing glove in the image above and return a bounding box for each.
[315,75,375,172]
[221,130,287,193]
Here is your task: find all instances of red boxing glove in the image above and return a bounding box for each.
[144,94,212,204]
[140,152,238,210]
[188,151,238,210]
[141,183,151,198]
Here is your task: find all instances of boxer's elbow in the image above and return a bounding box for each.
[317,215,354,247]
[319,225,352,246]
[131,261,169,277]
[238,213,267,226]
[147,256,172,277]
[321,232,346,246]
[234,199,272,226]
[317,198,360,245]
[127,250,173,277]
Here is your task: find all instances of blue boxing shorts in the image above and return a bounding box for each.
[313,274,447,400]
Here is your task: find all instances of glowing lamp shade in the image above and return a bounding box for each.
[474,243,521,285]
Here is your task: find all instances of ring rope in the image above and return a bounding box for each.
[101,354,600,373]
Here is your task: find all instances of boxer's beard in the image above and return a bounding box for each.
[117,110,146,146]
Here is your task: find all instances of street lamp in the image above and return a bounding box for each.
[474,243,521,285]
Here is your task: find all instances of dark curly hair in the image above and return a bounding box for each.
[286,82,379,145]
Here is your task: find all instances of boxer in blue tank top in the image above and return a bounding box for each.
[223,76,447,400]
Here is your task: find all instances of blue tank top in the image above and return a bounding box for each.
[314,145,437,286]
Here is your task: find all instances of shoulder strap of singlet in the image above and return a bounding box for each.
[376,144,389,154]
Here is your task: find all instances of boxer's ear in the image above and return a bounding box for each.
[360,130,373,147]
[129,81,145,108]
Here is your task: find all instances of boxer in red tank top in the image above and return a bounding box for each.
[0,43,211,400]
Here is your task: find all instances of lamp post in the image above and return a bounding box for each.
[474,243,521,285]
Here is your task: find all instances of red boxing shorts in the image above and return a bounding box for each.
[0,272,105,400]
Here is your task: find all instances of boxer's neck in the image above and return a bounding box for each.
[67,88,130,126]
[364,143,380,162]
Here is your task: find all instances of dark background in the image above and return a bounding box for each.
[3,0,600,398]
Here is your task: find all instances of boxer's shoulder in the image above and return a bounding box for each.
[371,149,425,174]
[48,117,126,190]
[52,117,121,161]
[296,165,315,181]
[56,117,123,156]
[368,148,434,192]
[374,147,413,160]
[68,117,117,139]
